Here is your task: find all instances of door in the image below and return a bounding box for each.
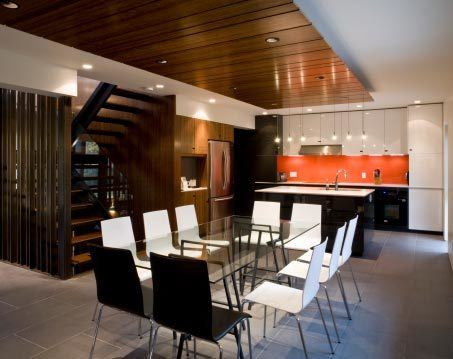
[210,195,234,221]
[209,141,231,197]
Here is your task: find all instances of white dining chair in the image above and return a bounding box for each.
[298,215,360,319]
[276,203,322,255]
[175,204,199,231]
[278,222,347,343]
[243,240,334,358]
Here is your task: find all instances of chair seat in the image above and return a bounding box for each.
[279,261,331,283]
[211,306,251,342]
[298,250,344,267]
[141,284,153,318]
[235,232,280,246]
[275,231,321,251]
[244,281,307,314]
[137,267,152,282]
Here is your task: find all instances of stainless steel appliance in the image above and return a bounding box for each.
[299,144,342,155]
[374,188,408,230]
[208,140,233,221]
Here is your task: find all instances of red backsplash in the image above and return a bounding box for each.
[277,155,409,184]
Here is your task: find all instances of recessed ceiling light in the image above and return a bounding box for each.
[209,98,216,104]
[265,37,279,43]
[356,104,362,108]
[262,111,268,115]
[1,1,19,9]
[365,112,370,115]
[82,64,93,70]
[414,100,421,104]
[307,108,312,112]
[156,59,167,64]
[315,75,325,80]
[144,87,154,91]
[156,84,164,89]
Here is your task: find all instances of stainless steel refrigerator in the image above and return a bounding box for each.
[208,140,233,221]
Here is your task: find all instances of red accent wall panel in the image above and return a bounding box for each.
[277,155,409,184]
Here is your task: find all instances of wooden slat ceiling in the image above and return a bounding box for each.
[1,0,373,109]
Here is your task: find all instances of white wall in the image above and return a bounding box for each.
[446,100,453,269]
[0,49,77,97]
[176,95,255,129]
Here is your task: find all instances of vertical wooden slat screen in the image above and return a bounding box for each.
[0,88,72,278]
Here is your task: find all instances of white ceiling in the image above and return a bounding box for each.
[285,0,453,113]
[0,26,261,115]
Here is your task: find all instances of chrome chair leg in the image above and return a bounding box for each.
[246,318,253,359]
[273,308,277,328]
[324,285,340,343]
[89,304,104,359]
[185,337,190,357]
[337,272,352,320]
[148,320,160,359]
[193,338,197,359]
[237,323,243,359]
[91,301,99,322]
[263,305,267,338]
[315,297,334,354]
[138,318,143,338]
[348,261,362,302]
[295,316,309,359]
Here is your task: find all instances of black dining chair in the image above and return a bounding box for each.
[89,245,153,359]
[149,252,253,359]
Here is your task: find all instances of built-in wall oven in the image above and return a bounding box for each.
[374,188,408,230]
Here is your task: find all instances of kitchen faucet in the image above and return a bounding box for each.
[334,169,348,190]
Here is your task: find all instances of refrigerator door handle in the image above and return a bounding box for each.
[213,195,234,202]
[222,149,227,190]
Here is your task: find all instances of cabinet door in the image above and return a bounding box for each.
[282,115,301,155]
[363,110,385,155]
[175,116,195,153]
[341,111,363,154]
[221,123,234,142]
[302,114,321,145]
[194,119,209,154]
[409,153,443,188]
[409,188,443,231]
[407,104,443,154]
[195,190,208,224]
[384,108,406,154]
[320,113,342,144]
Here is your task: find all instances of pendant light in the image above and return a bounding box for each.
[287,106,293,143]
[274,114,280,143]
[300,104,306,142]
[361,93,367,140]
[383,109,388,153]
[318,112,322,143]
[346,96,352,140]
[331,97,337,140]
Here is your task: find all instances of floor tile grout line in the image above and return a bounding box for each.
[12,333,47,351]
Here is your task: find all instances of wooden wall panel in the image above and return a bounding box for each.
[0,88,72,277]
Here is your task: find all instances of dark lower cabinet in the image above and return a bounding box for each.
[255,191,374,256]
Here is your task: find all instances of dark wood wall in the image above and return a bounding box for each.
[0,88,72,278]
[103,96,176,240]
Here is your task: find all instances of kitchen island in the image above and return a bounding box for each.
[255,186,375,256]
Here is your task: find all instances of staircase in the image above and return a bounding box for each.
[71,84,149,272]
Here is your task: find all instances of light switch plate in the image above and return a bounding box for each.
[361,172,367,179]
[290,171,297,178]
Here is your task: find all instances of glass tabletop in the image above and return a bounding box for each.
[125,215,319,283]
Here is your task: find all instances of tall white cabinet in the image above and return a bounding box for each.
[407,104,443,231]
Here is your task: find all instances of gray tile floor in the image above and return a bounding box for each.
[0,230,452,359]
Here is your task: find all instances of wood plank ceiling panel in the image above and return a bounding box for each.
[1,0,372,108]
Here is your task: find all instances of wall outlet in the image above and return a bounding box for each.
[290,171,298,178]
[361,172,367,179]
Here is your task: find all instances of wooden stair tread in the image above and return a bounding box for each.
[71,216,103,226]
[102,102,141,114]
[111,88,153,102]
[72,231,102,245]
[94,115,134,127]
[71,202,94,210]
[86,129,125,138]
[72,253,91,265]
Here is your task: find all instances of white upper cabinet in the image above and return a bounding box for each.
[407,104,443,154]
[320,113,342,145]
[302,114,322,146]
[363,110,385,154]
[384,108,407,154]
[341,111,363,155]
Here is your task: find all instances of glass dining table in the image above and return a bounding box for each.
[123,215,319,313]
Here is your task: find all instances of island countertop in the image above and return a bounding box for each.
[255,185,375,198]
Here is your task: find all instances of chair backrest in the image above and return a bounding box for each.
[291,203,322,237]
[150,252,213,341]
[328,222,347,278]
[175,204,199,231]
[302,239,327,307]
[143,210,172,239]
[252,201,280,226]
[90,245,144,317]
[101,216,135,248]
[342,215,358,262]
